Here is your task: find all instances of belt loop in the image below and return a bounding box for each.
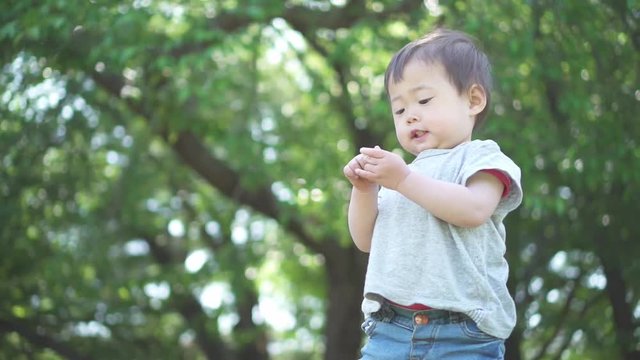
[379,301,395,322]
[450,311,464,323]
[372,300,395,322]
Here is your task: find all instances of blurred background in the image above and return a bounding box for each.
[1,1,638,359]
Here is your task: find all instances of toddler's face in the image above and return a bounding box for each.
[388,60,477,155]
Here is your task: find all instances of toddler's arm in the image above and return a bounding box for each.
[397,170,503,227]
[343,154,379,252]
[357,147,503,228]
[347,187,378,252]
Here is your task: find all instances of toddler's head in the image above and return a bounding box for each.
[384,28,493,127]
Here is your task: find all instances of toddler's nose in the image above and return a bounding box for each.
[406,113,420,124]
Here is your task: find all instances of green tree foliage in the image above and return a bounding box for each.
[1,1,638,359]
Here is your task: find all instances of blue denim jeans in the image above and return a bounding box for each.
[359,302,505,360]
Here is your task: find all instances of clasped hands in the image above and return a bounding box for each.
[343,146,411,191]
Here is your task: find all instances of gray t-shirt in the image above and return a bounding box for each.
[361,139,523,339]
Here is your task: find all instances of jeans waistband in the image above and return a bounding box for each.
[373,300,467,325]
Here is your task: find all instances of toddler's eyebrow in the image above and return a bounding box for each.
[390,85,434,102]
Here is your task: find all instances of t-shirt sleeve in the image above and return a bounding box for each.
[460,140,523,215]
[481,169,511,198]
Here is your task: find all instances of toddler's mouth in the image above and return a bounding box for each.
[411,129,427,139]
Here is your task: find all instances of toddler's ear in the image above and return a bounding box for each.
[468,84,487,116]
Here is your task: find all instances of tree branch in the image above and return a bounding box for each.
[604,0,640,51]
[281,1,424,151]
[89,67,326,255]
[137,232,229,360]
[0,317,90,360]
[170,130,325,254]
[549,292,605,360]
[283,0,422,35]
[531,273,584,360]
[167,11,257,58]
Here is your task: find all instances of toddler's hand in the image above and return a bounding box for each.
[357,146,410,190]
[343,153,378,192]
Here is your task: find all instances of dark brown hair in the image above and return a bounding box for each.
[384,28,493,127]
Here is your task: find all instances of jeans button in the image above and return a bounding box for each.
[414,314,429,325]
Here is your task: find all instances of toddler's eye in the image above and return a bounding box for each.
[419,97,433,105]
[394,108,405,115]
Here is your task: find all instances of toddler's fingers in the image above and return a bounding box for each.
[354,154,367,168]
[360,146,385,158]
[343,164,359,179]
[349,159,363,172]
[355,168,374,181]
[343,164,352,177]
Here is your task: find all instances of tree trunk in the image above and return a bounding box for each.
[594,226,639,360]
[504,217,525,360]
[505,331,523,360]
[323,243,368,360]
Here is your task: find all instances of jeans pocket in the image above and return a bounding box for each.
[361,317,377,337]
[460,319,496,340]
